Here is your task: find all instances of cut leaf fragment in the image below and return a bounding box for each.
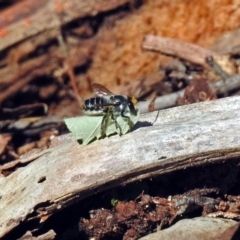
[64,110,140,145]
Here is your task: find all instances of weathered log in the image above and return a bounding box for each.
[1,96,240,237]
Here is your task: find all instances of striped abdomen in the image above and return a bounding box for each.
[83,97,109,115]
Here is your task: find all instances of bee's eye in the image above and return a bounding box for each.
[127,97,137,115]
[128,101,133,108]
[113,96,122,104]
[128,101,134,109]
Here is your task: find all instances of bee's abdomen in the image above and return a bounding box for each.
[83,97,107,115]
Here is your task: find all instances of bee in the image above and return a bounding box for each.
[83,83,138,135]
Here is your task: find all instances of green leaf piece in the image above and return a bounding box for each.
[111,198,120,207]
[64,110,140,145]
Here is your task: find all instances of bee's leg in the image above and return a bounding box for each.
[100,112,109,137]
[101,107,112,137]
[111,113,122,135]
[121,111,133,129]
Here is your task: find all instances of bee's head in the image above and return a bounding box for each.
[127,96,138,115]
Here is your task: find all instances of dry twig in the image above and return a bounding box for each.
[142,35,219,66]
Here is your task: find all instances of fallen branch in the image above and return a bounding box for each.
[1,96,240,237]
[142,35,219,66]
[137,74,240,113]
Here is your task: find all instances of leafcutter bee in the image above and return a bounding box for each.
[83,83,138,136]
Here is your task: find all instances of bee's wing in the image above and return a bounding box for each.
[91,83,114,96]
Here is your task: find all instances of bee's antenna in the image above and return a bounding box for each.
[138,89,144,98]
[136,88,156,102]
[152,110,160,125]
[136,89,147,102]
[136,89,146,102]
